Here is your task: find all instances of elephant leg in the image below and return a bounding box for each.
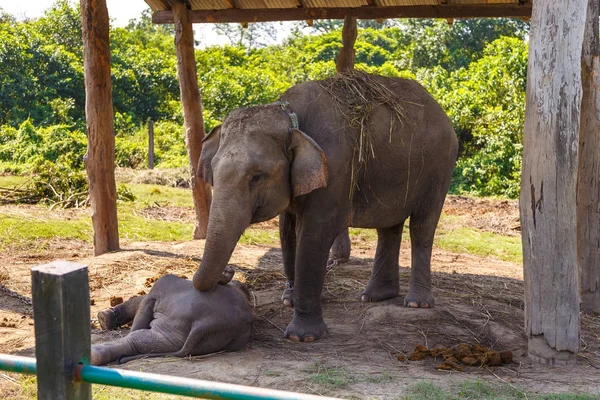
[91,328,176,365]
[328,227,351,268]
[130,296,157,331]
[97,295,145,331]
[285,209,339,342]
[405,206,443,308]
[176,320,249,357]
[361,224,403,302]
[279,212,296,307]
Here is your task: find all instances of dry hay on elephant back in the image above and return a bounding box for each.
[319,71,419,200]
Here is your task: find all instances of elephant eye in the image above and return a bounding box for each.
[250,171,265,184]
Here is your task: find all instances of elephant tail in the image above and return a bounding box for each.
[118,351,182,364]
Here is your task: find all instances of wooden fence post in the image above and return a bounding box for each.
[172,1,212,240]
[148,118,155,170]
[31,261,91,400]
[521,0,586,365]
[336,16,357,73]
[80,0,120,255]
[578,0,600,314]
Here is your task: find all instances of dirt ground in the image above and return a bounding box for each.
[1,196,599,399]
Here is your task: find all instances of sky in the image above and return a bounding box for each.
[0,0,293,47]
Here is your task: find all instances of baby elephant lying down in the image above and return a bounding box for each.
[91,272,254,365]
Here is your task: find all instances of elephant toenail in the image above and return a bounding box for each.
[283,299,293,307]
[288,334,301,342]
[303,336,316,343]
[407,301,418,308]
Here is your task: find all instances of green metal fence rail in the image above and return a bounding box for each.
[0,354,339,400]
[0,261,343,400]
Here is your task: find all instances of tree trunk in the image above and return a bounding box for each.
[578,0,600,314]
[521,0,586,365]
[80,0,119,255]
[172,1,212,239]
[336,16,357,74]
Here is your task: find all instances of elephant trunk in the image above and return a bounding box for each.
[193,197,251,291]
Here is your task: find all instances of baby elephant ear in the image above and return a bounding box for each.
[197,125,221,186]
[289,129,328,197]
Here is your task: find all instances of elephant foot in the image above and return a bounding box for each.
[360,280,399,302]
[281,281,294,307]
[90,345,113,366]
[218,265,235,285]
[284,315,328,343]
[404,290,435,308]
[98,309,117,331]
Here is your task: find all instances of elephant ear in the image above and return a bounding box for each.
[289,128,328,197]
[197,125,221,186]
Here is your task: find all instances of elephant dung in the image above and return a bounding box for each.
[109,296,123,307]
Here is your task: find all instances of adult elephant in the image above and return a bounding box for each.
[194,72,458,342]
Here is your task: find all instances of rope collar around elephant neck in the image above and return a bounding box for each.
[275,101,299,130]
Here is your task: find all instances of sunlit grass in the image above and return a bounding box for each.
[125,183,194,208]
[0,174,29,188]
[0,173,523,264]
[0,211,194,249]
[400,380,598,400]
[11,375,193,400]
[434,226,522,264]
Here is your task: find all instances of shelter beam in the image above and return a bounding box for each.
[152,4,532,24]
[172,1,212,239]
[336,16,357,73]
[80,0,120,255]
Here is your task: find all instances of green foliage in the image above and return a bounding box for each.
[29,159,88,202]
[421,37,527,198]
[0,1,530,198]
[0,120,86,172]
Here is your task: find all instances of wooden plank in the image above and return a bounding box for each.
[172,2,212,239]
[152,4,532,23]
[81,0,120,255]
[32,261,91,400]
[578,0,600,314]
[521,0,586,366]
[336,16,357,73]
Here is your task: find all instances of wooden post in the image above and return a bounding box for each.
[172,1,212,239]
[578,0,600,314]
[521,0,586,365]
[148,118,155,170]
[336,16,357,73]
[32,261,91,400]
[81,0,119,255]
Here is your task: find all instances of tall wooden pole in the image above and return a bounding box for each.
[578,0,600,314]
[521,0,586,365]
[80,0,119,255]
[172,1,211,239]
[336,16,357,73]
[330,16,356,266]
